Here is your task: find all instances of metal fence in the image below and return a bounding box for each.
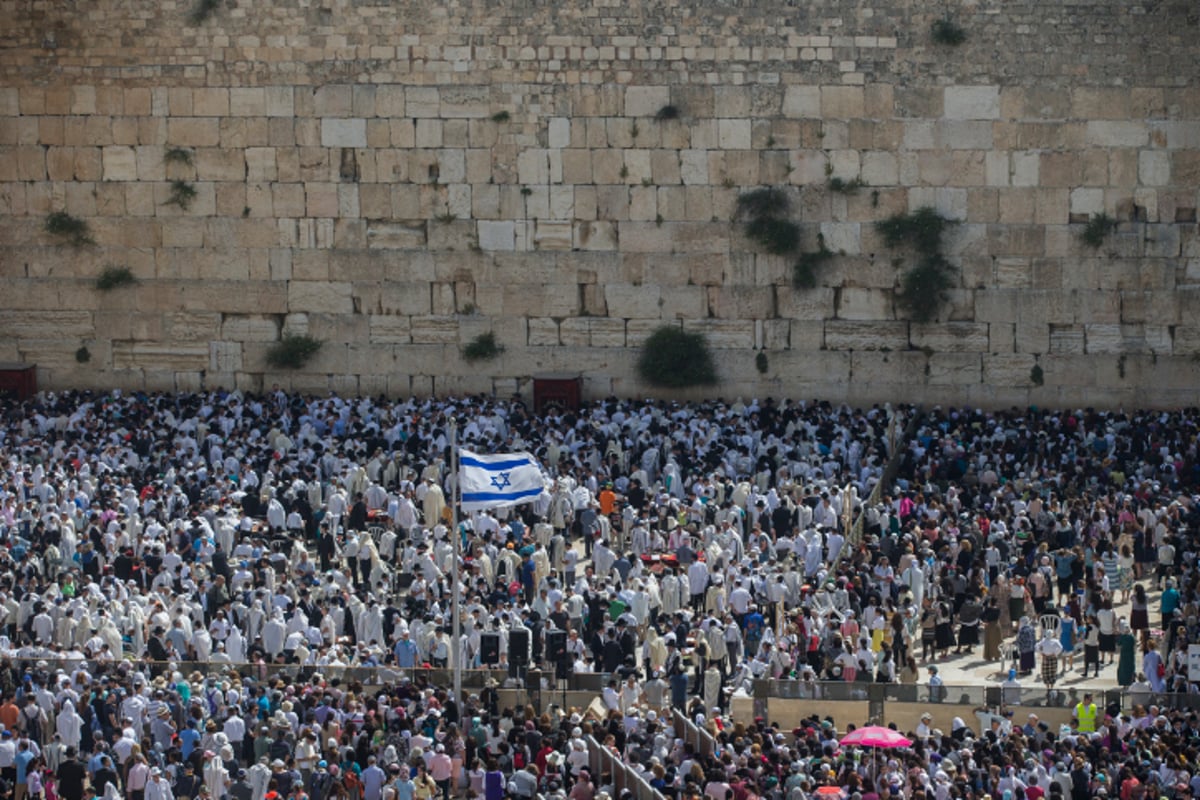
[670,708,717,757]
[754,678,1200,713]
[586,735,665,800]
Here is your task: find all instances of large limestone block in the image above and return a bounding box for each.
[588,318,627,347]
[410,316,459,344]
[910,322,990,352]
[221,314,280,341]
[982,354,1039,386]
[367,221,426,249]
[102,146,137,181]
[477,221,515,251]
[782,86,820,118]
[368,316,411,344]
[624,86,670,117]
[209,341,243,372]
[837,288,892,321]
[164,312,221,340]
[824,320,909,351]
[321,118,367,148]
[927,353,983,385]
[777,287,835,320]
[605,283,662,318]
[112,342,208,370]
[527,318,560,346]
[681,319,754,349]
[943,86,1000,120]
[0,311,93,339]
[288,281,354,313]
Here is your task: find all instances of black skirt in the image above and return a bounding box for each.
[1099,633,1116,653]
[958,622,979,647]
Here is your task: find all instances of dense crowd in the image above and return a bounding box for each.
[0,389,1196,800]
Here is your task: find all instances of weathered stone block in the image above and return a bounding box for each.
[624,86,670,117]
[321,118,367,148]
[527,318,560,346]
[837,288,892,320]
[910,322,989,352]
[102,146,137,181]
[943,86,1000,120]
[605,283,661,318]
[288,281,354,313]
[681,319,754,349]
[824,320,909,350]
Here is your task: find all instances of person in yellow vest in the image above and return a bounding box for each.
[1074,690,1099,732]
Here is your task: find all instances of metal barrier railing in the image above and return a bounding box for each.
[754,678,1188,713]
[586,735,665,800]
[670,708,716,757]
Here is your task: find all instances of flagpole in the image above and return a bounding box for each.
[450,419,463,708]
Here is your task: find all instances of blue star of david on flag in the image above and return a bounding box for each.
[458,450,550,511]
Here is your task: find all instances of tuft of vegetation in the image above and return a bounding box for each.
[44,211,93,247]
[619,165,629,180]
[630,121,640,139]
[435,211,457,223]
[266,333,323,370]
[755,351,769,374]
[75,346,91,364]
[637,326,717,389]
[490,111,511,123]
[520,186,533,196]
[1080,212,1117,249]
[876,207,957,322]
[95,265,138,292]
[736,187,791,221]
[462,331,504,363]
[655,105,680,122]
[744,217,801,255]
[877,207,952,254]
[828,176,864,194]
[188,0,220,24]
[164,180,198,210]
[794,234,835,289]
[898,254,955,323]
[163,147,194,167]
[931,16,967,46]
[1030,363,1044,386]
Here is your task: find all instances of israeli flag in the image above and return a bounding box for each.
[458,450,550,512]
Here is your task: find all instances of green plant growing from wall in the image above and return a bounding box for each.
[736,188,836,287]
[931,16,967,46]
[1030,363,1044,386]
[1080,212,1117,248]
[876,207,956,322]
[490,111,511,123]
[163,147,194,167]
[794,234,834,288]
[463,331,504,362]
[755,351,769,374]
[828,176,864,194]
[45,211,93,247]
[654,105,680,121]
[95,265,138,291]
[266,333,323,369]
[164,180,197,210]
[637,326,717,388]
[75,346,91,364]
[188,0,219,24]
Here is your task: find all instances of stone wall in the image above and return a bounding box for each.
[1,0,1198,406]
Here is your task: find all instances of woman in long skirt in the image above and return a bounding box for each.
[1017,617,1037,676]
[1116,619,1137,687]
[934,602,955,657]
[1130,584,1150,633]
[982,597,1003,662]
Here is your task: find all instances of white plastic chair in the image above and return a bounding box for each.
[1039,615,1062,638]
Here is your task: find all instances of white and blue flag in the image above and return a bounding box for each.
[458,449,550,512]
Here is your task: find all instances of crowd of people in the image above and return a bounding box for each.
[0,388,1196,800]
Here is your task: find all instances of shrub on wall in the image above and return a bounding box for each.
[463,331,503,362]
[637,326,717,388]
[876,207,957,323]
[266,333,323,369]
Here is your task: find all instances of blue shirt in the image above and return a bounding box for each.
[394,778,415,800]
[1163,587,1180,614]
[393,639,418,668]
[15,749,34,784]
[179,726,201,759]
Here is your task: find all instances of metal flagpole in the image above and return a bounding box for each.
[450,419,463,707]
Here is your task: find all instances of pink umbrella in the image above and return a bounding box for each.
[838,725,912,748]
[838,726,912,785]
